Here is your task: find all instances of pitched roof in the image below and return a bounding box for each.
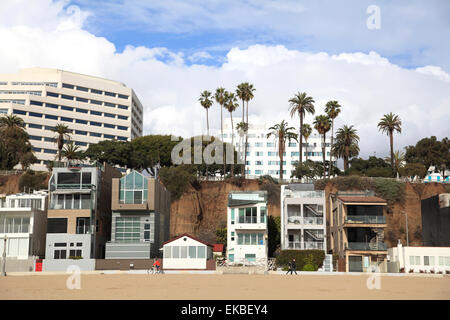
[162,233,214,247]
[212,244,224,252]
[337,196,387,204]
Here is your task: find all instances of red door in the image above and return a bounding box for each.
[35,259,42,272]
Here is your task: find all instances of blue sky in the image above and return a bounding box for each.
[70,0,450,70]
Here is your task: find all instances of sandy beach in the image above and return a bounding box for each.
[1,273,449,300]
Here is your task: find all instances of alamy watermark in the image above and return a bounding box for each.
[66,265,81,290]
[367,5,381,30]
[366,265,381,290]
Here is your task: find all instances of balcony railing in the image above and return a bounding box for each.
[76,226,90,234]
[287,216,324,225]
[288,242,301,249]
[347,242,387,251]
[238,217,258,224]
[304,241,324,250]
[345,215,386,224]
[55,184,94,190]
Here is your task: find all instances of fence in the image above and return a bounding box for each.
[0,170,23,176]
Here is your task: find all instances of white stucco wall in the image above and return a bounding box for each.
[162,236,211,269]
[388,243,450,273]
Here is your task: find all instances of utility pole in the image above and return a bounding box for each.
[2,235,7,276]
[405,211,409,246]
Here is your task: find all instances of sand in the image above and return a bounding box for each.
[1,273,449,300]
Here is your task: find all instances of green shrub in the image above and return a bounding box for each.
[372,178,405,205]
[159,165,198,201]
[302,264,315,271]
[275,250,325,271]
[18,170,48,192]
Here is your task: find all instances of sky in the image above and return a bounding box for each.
[0,0,449,161]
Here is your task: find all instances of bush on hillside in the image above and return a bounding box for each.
[372,178,405,205]
[159,165,198,201]
[302,264,315,271]
[18,170,48,192]
[275,250,325,271]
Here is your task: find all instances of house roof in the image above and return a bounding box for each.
[337,196,387,204]
[212,244,224,252]
[162,233,214,247]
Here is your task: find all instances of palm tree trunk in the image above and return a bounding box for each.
[322,134,326,178]
[299,113,303,164]
[230,112,234,177]
[305,139,308,161]
[221,103,225,177]
[345,145,350,171]
[389,131,394,170]
[206,108,209,137]
[279,136,284,181]
[244,100,249,178]
[329,120,334,178]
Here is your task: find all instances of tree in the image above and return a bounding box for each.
[347,156,393,177]
[267,120,298,181]
[331,125,360,171]
[224,92,239,177]
[291,160,322,180]
[301,123,312,161]
[404,136,450,178]
[268,216,281,257]
[51,123,71,162]
[313,115,331,178]
[63,142,84,162]
[0,114,32,170]
[399,162,427,179]
[236,82,255,177]
[377,112,402,170]
[289,92,315,165]
[325,100,342,178]
[384,150,405,176]
[199,90,213,136]
[215,87,227,176]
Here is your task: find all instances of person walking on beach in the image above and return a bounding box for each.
[291,258,298,275]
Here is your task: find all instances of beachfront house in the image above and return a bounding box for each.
[162,233,214,270]
[329,191,388,272]
[226,191,268,266]
[105,170,171,259]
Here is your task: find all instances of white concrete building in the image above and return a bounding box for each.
[425,166,450,183]
[162,234,214,270]
[0,191,48,260]
[388,241,450,273]
[280,184,326,251]
[218,118,335,180]
[0,68,144,171]
[227,191,268,266]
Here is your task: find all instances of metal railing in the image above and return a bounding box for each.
[287,216,324,225]
[347,242,387,251]
[304,241,324,249]
[55,184,94,190]
[345,215,386,224]
[216,257,268,267]
[238,217,258,224]
[288,242,301,249]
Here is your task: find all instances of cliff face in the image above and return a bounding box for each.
[172,179,447,248]
[324,182,447,248]
[170,179,281,241]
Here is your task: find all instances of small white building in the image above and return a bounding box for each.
[388,241,450,273]
[227,191,268,266]
[425,166,450,183]
[0,191,48,259]
[162,234,214,270]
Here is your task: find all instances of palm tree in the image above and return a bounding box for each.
[266,120,298,181]
[289,92,315,165]
[385,150,405,176]
[225,92,239,177]
[301,124,312,161]
[236,82,255,178]
[325,100,342,178]
[377,112,402,170]
[332,125,360,171]
[62,142,84,162]
[215,87,227,176]
[199,90,213,137]
[0,114,30,169]
[51,123,71,162]
[313,115,331,178]
[0,114,25,131]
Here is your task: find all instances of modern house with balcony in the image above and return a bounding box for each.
[43,162,121,271]
[105,170,171,259]
[226,191,268,266]
[0,191,48,271]
[329,191,388,272]
[280,184,326,251]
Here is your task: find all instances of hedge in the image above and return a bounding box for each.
[275,250,325,271]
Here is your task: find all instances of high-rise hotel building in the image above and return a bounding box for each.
[0,68,144,171]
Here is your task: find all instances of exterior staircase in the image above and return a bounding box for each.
[369,228,385,250]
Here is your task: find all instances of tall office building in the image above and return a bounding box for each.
[0,68,144,171]
[219,118,335,179]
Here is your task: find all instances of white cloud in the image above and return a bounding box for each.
[0,0,449,161]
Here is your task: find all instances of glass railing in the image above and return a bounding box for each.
[55,184,94,190]
[304,241,324,249]
[238,217,258,224]
[287,216,323,225]
[345,216,386,224]
[288,242,301,249]
[285,190,325,198]
[76,226,90,234]
[347,242,387,251]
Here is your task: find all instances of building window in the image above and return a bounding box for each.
[409,256,421,265]
[104,123,115,129]
[61,105,73,111]
[75,119,88,124]
[76,97,88,103]
[197,246,206,258]
[54,250,66,259]
[61,94,74,100]
[260,207,267,223]
[115,216,140,242]
[104,91,116,97]
[424,256,435,266]
[144,224,150,241]
[76,86,89,92]
[118,94,129,99]
[46,103,58,109]
[45,114,58,120]
[75,130,87,135]
[237,233,264,245]
[13,109,26,115]
[61,117,73,123]
[90,121,101,127]
[91,89,102,95]
[104,112,115,118]
[91,99,102,105]
[90,110,102,116]
[47,92,59,97]
[104,134,115,139]
[76,108,88,114]
[119,171,148,204]
[62,83,74,89]
[118,104,128,110]
[69,250,82,258]
[105,102,116,108]
[118,115,128,120]
[90,132,101,137]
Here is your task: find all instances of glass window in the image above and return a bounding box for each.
[30,100,43,106]
[91,89,102,95]
[45,114,58,120]
[181,246,187,259]
[118,104,128,110]
[61,117,73,122]
[172,246,180,258]
[197,246,205,259]
[62,83,74,89]
[91,99,102,105]
[105,91,116,97]
[260,207,266,223]
[251,233,257,245]
[90,110,102,116]
[61,94,73,100]
[74,194,80,209]
[189,246,196,258]
[76,119,88,124]
[118,94,129,99]
[164,246,171,258]
[47,92,59,97]
[90,121,101,126]
[76,97,88,103]
[76,86,88,92]
[105,102,115,108]
[118,115,128,120]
